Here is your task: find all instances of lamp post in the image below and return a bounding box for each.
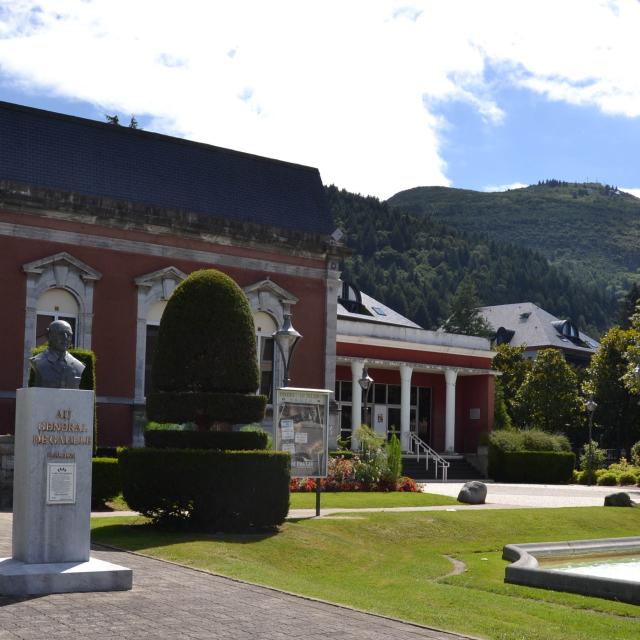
[273,314,302,387]
[358,367,374,427]
[585,396,597,486]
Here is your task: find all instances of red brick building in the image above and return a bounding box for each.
[0,101,496,459]
[335,285,495,455]
[0,101,342,447]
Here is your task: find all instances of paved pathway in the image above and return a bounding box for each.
[288,482,640,518]
[0,512,474,640]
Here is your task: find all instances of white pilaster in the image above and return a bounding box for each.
[444,368,458,453]
[399,364,413,452]
[350,360,364,451]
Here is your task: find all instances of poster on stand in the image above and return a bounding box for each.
[274,387,330,478]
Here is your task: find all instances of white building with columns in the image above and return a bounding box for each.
[334,286,496,454]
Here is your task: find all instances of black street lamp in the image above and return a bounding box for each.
[273,314,302,387]
[585,396,597,486]
[358,367,374,426]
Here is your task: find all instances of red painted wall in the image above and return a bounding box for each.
[334,367,492,453]
[0,214,329,445]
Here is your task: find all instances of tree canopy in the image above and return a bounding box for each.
[514,349,582,435]
[585,326,640,452]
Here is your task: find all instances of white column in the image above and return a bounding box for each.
[350,360,364,451]
[444,368,458,453]
[399,364,413,452]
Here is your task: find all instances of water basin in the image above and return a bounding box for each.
[541,552,640,583]
[503,537,640,604]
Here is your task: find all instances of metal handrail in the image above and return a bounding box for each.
[406,432,450,482]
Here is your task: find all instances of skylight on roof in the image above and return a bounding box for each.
[371,306,387,316]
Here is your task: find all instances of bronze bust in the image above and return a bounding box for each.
[30,320,85,389]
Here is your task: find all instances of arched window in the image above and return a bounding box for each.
[254,311,276,401]
[144,301,167,397]
[35,289,80,347]
[22,252,101,385]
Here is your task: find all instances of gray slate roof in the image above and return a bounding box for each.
[0,101,333,235]
[478,302,599,354]
[337,290,421,329]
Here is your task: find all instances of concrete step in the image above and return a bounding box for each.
[401,456,485,482]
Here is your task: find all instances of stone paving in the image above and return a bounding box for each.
[0,512,474,640]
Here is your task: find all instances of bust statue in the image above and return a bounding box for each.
[30,320,85,389]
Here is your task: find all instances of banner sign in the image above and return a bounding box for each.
[274,387,330,478]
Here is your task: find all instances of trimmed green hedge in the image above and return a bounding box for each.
[489,449,575,483]
[92,457,120,506]
[118,448,290,531]
[144,429,269,450]
[146,391,266,426]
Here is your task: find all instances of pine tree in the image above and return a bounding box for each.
[442,274,493,337]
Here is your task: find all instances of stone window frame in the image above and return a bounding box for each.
[133,266,188,404]
[22,252,102,385]
[243,279,299,400]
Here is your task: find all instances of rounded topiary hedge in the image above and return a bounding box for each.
[118,448,290,531]
[147,269,266,427]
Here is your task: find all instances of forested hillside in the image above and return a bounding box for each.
[388,181,640,295]
[326,185,616,337]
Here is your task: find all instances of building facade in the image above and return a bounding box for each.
[336,286,496,454]
[0,101,496,455]
[0,101,342,446]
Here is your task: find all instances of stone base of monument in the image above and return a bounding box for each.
[0,387,133,597]
[0,556,132,595]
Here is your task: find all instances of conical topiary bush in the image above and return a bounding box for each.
[146,269,266,430]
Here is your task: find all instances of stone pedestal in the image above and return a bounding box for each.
[0,388,132,595]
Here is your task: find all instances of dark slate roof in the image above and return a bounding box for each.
[337,289,422,329]
[0,101,333,235]
[478,302,599,354]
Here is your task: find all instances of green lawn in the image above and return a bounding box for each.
[91,507,640,640]
[289,491,458,509]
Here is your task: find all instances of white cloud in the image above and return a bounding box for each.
[621,188,640,199]
[483,182,528,193]
[0,1,638,198]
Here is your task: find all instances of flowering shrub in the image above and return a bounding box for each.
[290,444,419,493]
[397,476,419,492]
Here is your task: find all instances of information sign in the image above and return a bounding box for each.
[46,462,76,504]
[274,387,330,478]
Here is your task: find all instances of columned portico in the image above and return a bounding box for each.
[444,368,458,453]
[399,364,412,452]
[350,359,364,451]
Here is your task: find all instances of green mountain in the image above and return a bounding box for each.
[326,185,617,337]
[388,181,640,295]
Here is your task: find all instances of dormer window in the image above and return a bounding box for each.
[338,281,373,316]
[552,319,581,343]
[495,326,515,346]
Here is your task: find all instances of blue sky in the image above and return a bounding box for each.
[1,0,639,199]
